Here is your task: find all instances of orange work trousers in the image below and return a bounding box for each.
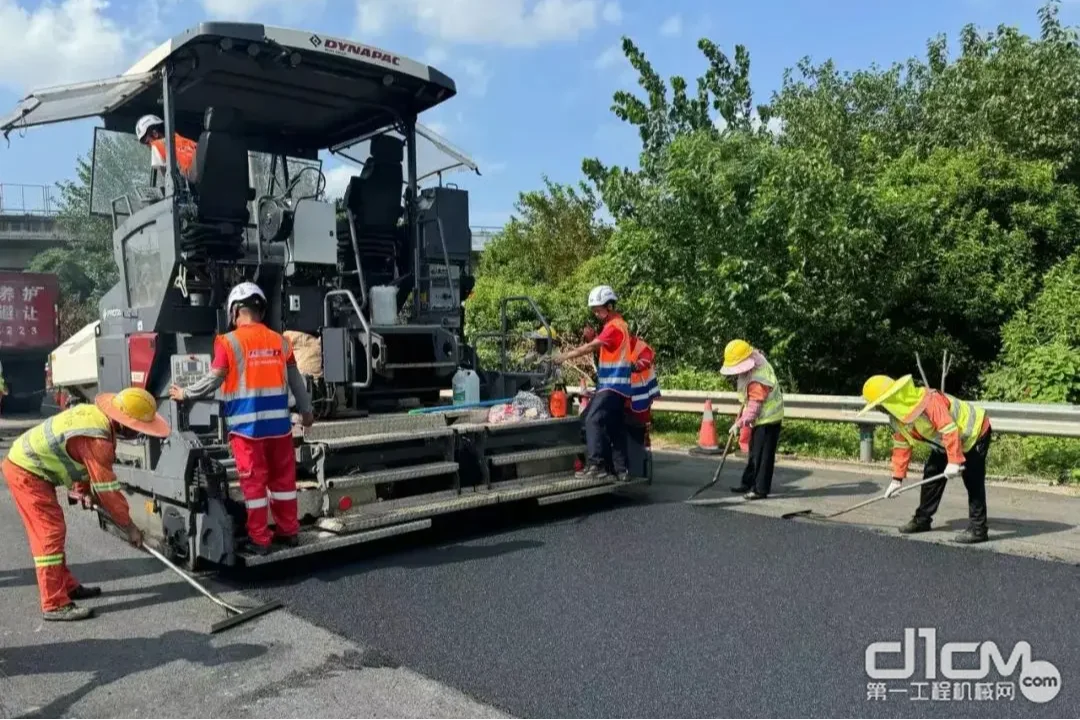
[2,458,81,611]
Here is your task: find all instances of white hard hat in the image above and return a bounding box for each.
[587,285,617,307]
[135,114,164,143]
[227,282,266,312]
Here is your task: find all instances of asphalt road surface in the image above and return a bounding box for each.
[237,455,1080,718]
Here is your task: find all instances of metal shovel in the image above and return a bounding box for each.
[780,471,951,521]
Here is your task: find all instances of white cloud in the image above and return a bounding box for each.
[0,0,132,91]
[601,1,621,24]
[355,0,394,36]
[594,44,623,70]
[659,13,682,37]
[459,58,492,97]
[594,43,636,86]
[200,0,323,22]
[362,0,610,47]
[322,163,354,200]
[423,46,450,66]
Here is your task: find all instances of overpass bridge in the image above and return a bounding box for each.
[0,184,68,271]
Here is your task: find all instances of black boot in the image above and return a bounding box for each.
[730,484,753,494]
[953,526,989,544]
[69,585,102,600]
[274,534,300,548]
[899,517,931,534]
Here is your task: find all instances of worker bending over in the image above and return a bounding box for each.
[859,374,992,544]
[553,285,632,481]
[721,340,784,499]
[3,388,168,621]
[136,114,198,183]
[169,282,314,555]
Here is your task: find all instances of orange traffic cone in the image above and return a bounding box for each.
[689,399,724,456]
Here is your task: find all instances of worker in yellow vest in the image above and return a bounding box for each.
[858,374,992,543]
[2,388,170,621]
[721,339,784,499]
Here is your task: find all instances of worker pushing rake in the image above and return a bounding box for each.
[692,347,994,543]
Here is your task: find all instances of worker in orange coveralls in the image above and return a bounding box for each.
[169,282,314,555]
[2,387,169,621]
[858,374,992,544]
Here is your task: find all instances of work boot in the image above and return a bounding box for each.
[575,465,608,479]
[953,527,989,544]
[614,470,632,483]
[274,535,300,548]
[730,484,753,494]
[69,585,102,600]
[743,491,767,501]
[43,603,94,622]
[899,517,932,534]
[247,541,275,556]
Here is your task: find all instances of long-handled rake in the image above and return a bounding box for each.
[102,514,282,633]
[780,471,950,521]
[685,431,736,502]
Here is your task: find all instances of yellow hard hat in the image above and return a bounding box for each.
[528,326,557,340]
[721,339,754,375]
[856,374,912,417]
[95,387,171,438]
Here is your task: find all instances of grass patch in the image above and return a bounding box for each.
[651,412,1080,484]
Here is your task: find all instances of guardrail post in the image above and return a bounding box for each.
[857,424,875,464]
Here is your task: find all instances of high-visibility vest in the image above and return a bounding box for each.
[890,392,987,454]
[597,315,632,396]
[7,405,113,487]
[150,134,197,177]
[219,323,293,439]
[629,339,660,412]
[738,357,784,426]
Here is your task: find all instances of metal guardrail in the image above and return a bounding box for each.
[440,387,1080,462]
[630,389,1080,461]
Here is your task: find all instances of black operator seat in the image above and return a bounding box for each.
[192,106,254,225]
[345,133,404,235]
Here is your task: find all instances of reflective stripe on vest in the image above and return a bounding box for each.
[892,392,986,453]
[629,341,660,412]
[597,316,632,396]
[6,405,113,487]
[737,358,784,426]
[150,135,197,175]
[220,325,292,439]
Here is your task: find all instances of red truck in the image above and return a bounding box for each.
[0,271,60,415]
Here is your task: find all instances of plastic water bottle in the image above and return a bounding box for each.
[452,368,480,405]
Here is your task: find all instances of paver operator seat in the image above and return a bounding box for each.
[182,106,254,260]
[343,133,406,284]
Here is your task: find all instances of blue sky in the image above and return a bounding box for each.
[0,0,1076,226]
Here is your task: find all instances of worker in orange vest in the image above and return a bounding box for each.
[136,114,198,182]
[3,387,168,621]
[169,282,314,555]
[553,285,632,481]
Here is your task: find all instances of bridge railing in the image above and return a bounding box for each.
[0,184,59,216]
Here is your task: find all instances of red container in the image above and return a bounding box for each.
[549,387,568,418]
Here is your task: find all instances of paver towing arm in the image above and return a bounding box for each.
[3,23,653,569]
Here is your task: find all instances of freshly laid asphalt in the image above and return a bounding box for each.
[240,455,1080,718]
